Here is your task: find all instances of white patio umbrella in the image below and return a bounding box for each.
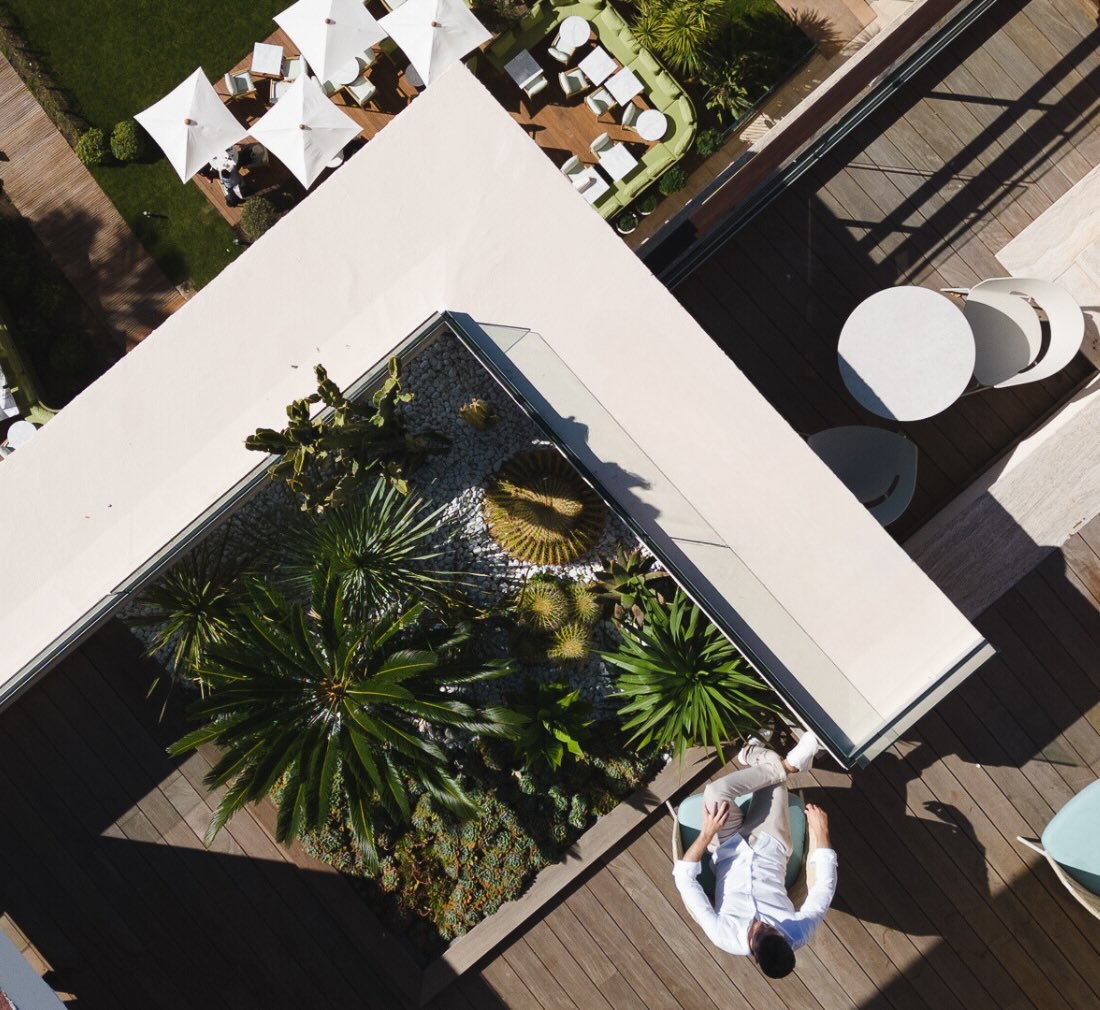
[274,0,387,83]
[380,0,491,87]
[134,68,248,182]
[248,75,362,189]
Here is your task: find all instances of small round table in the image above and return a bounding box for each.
[2,419,37,455]
[558,16,591,49]
[332,58,362,87]
[326,150,346,169]
[635,108,667,142]
[838,286,975,421]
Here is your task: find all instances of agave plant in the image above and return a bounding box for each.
[602,590,780,760]
[245,359,448,512]
[275,478,462,619]
[168,577,515,868]
[592,545,667,624]
[127,533,248,692]
[507,679,592,771]
[483,449,607,565]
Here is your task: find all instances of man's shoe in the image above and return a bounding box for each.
[785,730,822,772]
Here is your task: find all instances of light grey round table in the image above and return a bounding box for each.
[558,16,591,49]
[636,108,667,141]
[838,286,975,421]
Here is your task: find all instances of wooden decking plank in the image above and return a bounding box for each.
[500,937,580,1010]
[477,955,545,1010]
[521,917,617,1010]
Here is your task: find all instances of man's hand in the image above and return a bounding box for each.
[806,803,831,849]
[682,800,729,864]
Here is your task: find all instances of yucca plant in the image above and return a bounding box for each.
[602,590,780,760]
[506,679,592,771]
[274,478,462,619]
[483,449,607,565]
[631,0,728,74]
[168,577,516,868]
[515,578,571,631]
[127,532,248,695]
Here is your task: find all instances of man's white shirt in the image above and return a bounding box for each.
[672,832,838,955]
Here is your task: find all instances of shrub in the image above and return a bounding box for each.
[637,192,659,215]
[31,280,65,318]
[603,589,780,759]
[616,211,638,234]
[695,127,724,157]
[239,196,280,241]
[75,128,108,167]
[506,679,592,771]
[699,54,755,122]
[483,449,607,565]
[631,0,729,74]
[658,166,689,196]
[110,119,144,162]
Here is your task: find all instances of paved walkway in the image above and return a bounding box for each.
[0,56,185,349]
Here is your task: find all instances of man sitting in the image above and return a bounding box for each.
[672,732,838,979]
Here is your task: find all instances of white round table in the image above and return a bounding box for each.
[326,150,345,169]
[332,58,362,87]
[559,16,591,49]
[635,108,667,142]
[3,419,37,453]
[838,286,975,421]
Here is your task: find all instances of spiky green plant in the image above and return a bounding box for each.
[592,545,667,624]
[168,578,516,868]
[275,478,461,619]
[569,581,601,626]
[602,590,780,760]
[631,0,728,74]
[127,533,248,692]
[515,578,571,631]
[245,359,448,512]
[458,398,500,430]
[506,680,592,771]
[547,621,593,663]
[483,449,607,565]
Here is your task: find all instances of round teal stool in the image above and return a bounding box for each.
[674,792,807,899]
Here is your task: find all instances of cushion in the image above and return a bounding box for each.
[1042,779,1100,894]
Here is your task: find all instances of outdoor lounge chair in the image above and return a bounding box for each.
[224,71,256,99]
[671,792,808,899]
[270,79,291,103]
[621,102,641,129]
[943,277,1085,388]
[319,79,338,97]
[559,68,588,98]
[281,56,303,80]
[560,155,583,179]
[590,132,612,156]
[1017,779,1100,921]
[585,87,613,117]
[806,426,918,527]
[345,75,378,108]
[548,32,574,64]
[522,71,549,99]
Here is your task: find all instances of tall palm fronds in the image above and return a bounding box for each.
[275,478,465,619]
[168,578,515,868]
[631,0,728,75]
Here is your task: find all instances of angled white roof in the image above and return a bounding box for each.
[0,67,990,764]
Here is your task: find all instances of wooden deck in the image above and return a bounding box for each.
[671,0,1100,542]
[3,514,1100,1010]
[0,55,186,349]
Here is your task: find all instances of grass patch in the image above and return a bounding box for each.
[0,0,289,287]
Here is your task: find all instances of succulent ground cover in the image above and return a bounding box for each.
[126,332,777,956]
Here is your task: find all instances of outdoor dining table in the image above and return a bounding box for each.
[558,16,591,49]
[598,142,638,181]
[838,286,976,421]
[579,46,616,86]
[606,67,643,106]
[635,108,668,141]
[251,41,285,77]
[505,50,541,89]
[332,58,364,87]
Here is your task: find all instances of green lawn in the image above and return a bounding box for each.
[2,0,290,288]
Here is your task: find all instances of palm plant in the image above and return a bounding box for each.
[168,577,515,868]
[274,478,463,619]
[602,590,780,760]
[507,679,592,771]
[631,0,728,75]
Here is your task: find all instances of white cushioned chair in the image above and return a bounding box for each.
[585,87,612,117]
[224,71,256,98]
[590,132,612,156]
[558,68,588,98]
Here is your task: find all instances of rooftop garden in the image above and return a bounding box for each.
[125,330,781,956]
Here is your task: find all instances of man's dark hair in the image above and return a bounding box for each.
[756,934,795,979]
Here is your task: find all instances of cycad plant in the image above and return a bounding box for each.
[631,0,728,75]
[507,679,592,771]
[168,577,515,868]
[274,478,462,619]
[483,449,607,565]
[602,590,779,760]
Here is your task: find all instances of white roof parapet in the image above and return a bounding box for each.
[0,66,990,765]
